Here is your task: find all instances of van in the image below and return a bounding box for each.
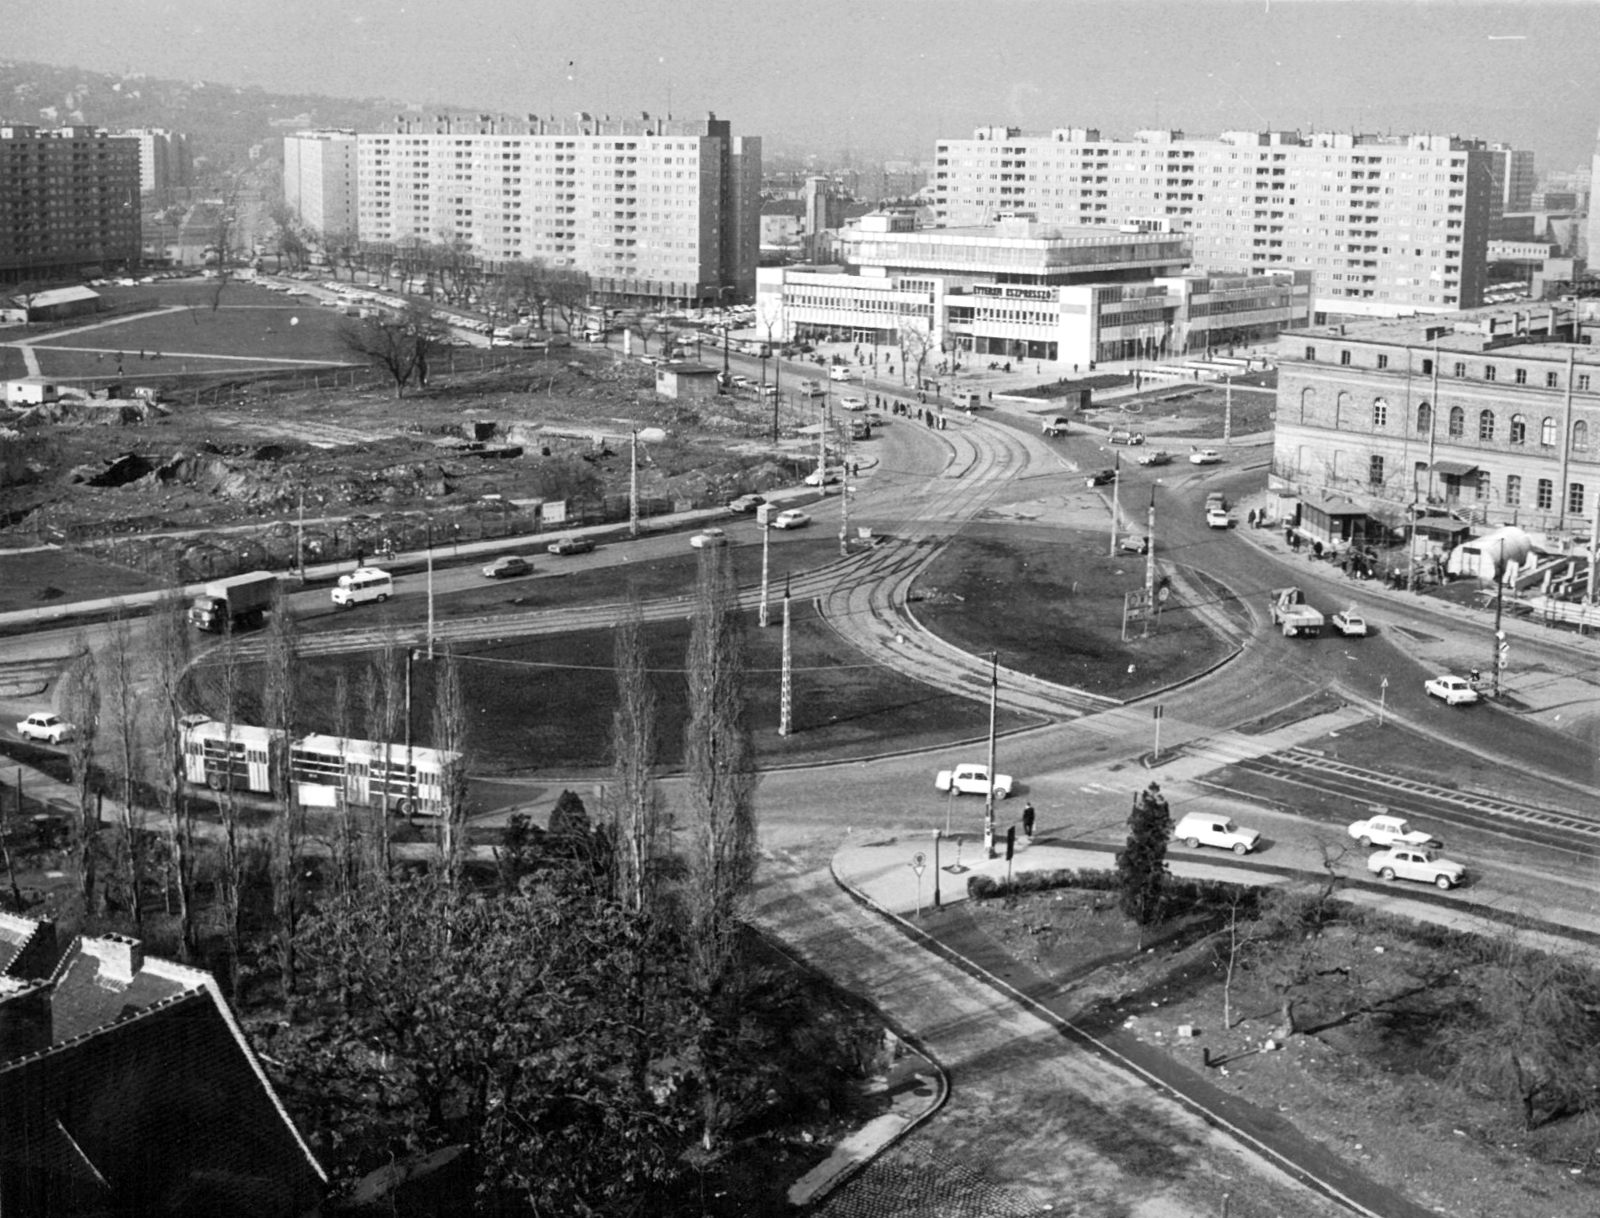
[332,567,394,608]
[828,366,852,382]
[798,379,825,397]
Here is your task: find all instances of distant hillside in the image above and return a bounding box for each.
[0,59,484,174]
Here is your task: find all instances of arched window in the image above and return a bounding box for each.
[1477,409,1495,441]
[1299,386,1316,424]
[1372,399,1388,428]
[1416,401,1431,434]
[1335,391,1350,427]
[1541,417,1557,447]
[1510,414,1526,445]
[1448,406,1464,438]
[1574,420,1590,450]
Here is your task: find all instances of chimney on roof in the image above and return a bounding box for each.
[0,980,54,1061]
[81,933,143,986]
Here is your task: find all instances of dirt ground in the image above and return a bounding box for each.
[931,884,1600,1218]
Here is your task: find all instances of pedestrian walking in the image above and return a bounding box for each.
[1021,802,1036,838]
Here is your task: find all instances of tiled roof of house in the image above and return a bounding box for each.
[0,911,55,980]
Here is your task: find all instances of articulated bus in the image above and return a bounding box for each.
[180,719,461,817]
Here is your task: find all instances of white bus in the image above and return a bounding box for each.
[180,719,461,817]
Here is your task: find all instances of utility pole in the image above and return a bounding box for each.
[778,576,792,736]
[426,521,436,660]
[629,428,640,539]
[296,482,305,580]
[1107,450,1122,556]
[760,516,771,628]
[983,651,998,859]
[1223,373,1233,445]
[839,417,852,557]
[817,396,829,491]
[1143,487,1157,638]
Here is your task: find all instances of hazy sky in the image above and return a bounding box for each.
[9,0,1600,170]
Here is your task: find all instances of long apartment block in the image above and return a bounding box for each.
[356,112,760,304]
[933,126,1498,320]
[0,124,140,283]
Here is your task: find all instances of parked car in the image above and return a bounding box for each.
[1330,608,1368,636]
[1041,417,1071,437]
[690,528,729,549]
[1118,534,1150,555]
[1173,812,1260,855]
[731,374,752,389]
[482,555,532,579]
[546,535,595,556]
[639,354,666,366]
[804,468,840,486]
[1135,450,1173,466]
[1367,846,1465,890]
[16,712,74,744]
[1205,492,1228,512]
[1424,674,1479,705]
[1190,448,1223,465]
[1085,468,1118,488]
[771,509,811,529]
[728,493,766,513]
[759,383,779,397]
[1108,429,1145,446]
[1347,813,1441,850]
[934,763,1014,799]
[840,396,867,411]
[1205,508,1232,529]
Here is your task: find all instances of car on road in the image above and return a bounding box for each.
[1347,813,1442,850]
[828,366,852,382]
[840,396,867,411]
[1424,674,1479,705]
[1085,468,1118,487]
[1108,429,1145,446]
[482,555,532,579]
[546,535,595,556]
[1189,448,1223,465]
[731,374,752,389]
[771,508,811,529]
[690,528,729,548]
[639,354,666,366]
[1135,450,1173,466]
[1205,508,1232,529]
[934,763,1014,799]
[759,383,779,397]
[1367,846,1465,890]
[804,468,840,486]
[1118,534,1150,555]
[1330,608,1368,636]
[16,712,74,744]
[728,493,766,513]
[1173,812,1260,855]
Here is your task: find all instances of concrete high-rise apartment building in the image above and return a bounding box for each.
[119,128,193,199]
[1486,144,1536,216]
[283,129,358,239]
[357,112,761,304]
[0,124,140,283]
[933,126,1496,320]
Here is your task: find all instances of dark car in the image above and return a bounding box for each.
[728,494,767,513]
[546,536,595,556]
[1085,468,1118,487]
[482,555,532,579]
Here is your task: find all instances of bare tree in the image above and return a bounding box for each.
[430,644,470,882]
[206,170,246,311]
[609,600,661,915]
[365,639,405,876]
[262,585,305,1007]
[214,626,248,1003]
[898,318,935,389]
[681,545,761,1149]
[548,268,592,336]
[59,641,101,922]
[147,583,198,959]
[100,612,145,932]
[339,302,446,397]
[330,671,362,899]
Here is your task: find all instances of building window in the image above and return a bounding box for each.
[1483,365,1497,382]
[1416,401,1432,433]
[1453,362,1467,377]
[1570,483,1586,515]
[1448,406,1464,438]
[1537,478,1554,511]
[1369,454,1385,485]
[1372,400,1388,428]
[1422,358,1433,375]
[1340,349,1351,366]
[1581,374,1592,392]
[1547,371,1559,388]
[1377,354,1389,370]
[1510,414,1526,445]
[1477,409,1495,441]
[1514,367,1527,385]
[1476,471,1490,501]
[1575,420,1590,450]
[1506,474,1521,506]
[1541,417,1556,446]
[1304,345,1316,361]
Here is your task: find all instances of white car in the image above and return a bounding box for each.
[1173,813,1260,856]
[17,712,74,744]
[840,396,867,411]
[1347,813,1441,850]
[1367,846,1465,891]
[1205,508,1232,529]
[1330,609,1368,637]
[934,764,1014,799]
[771,509,811,529]
[803,469,840,486]
[828,367,852,382]
[1189,448,1223,465]
[689,528,729,549]
[1424,675,1479,705]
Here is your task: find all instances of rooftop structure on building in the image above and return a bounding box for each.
[356,111,760,306]
[0,912,325,1214]
[1273,301,1600,544]
[933,125,1502,321]
[0,124,141,284]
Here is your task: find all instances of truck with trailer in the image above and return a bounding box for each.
[1268,586,1325,638]
[188,571,277,633]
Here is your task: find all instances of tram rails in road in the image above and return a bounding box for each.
[1203,745,1600,860]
